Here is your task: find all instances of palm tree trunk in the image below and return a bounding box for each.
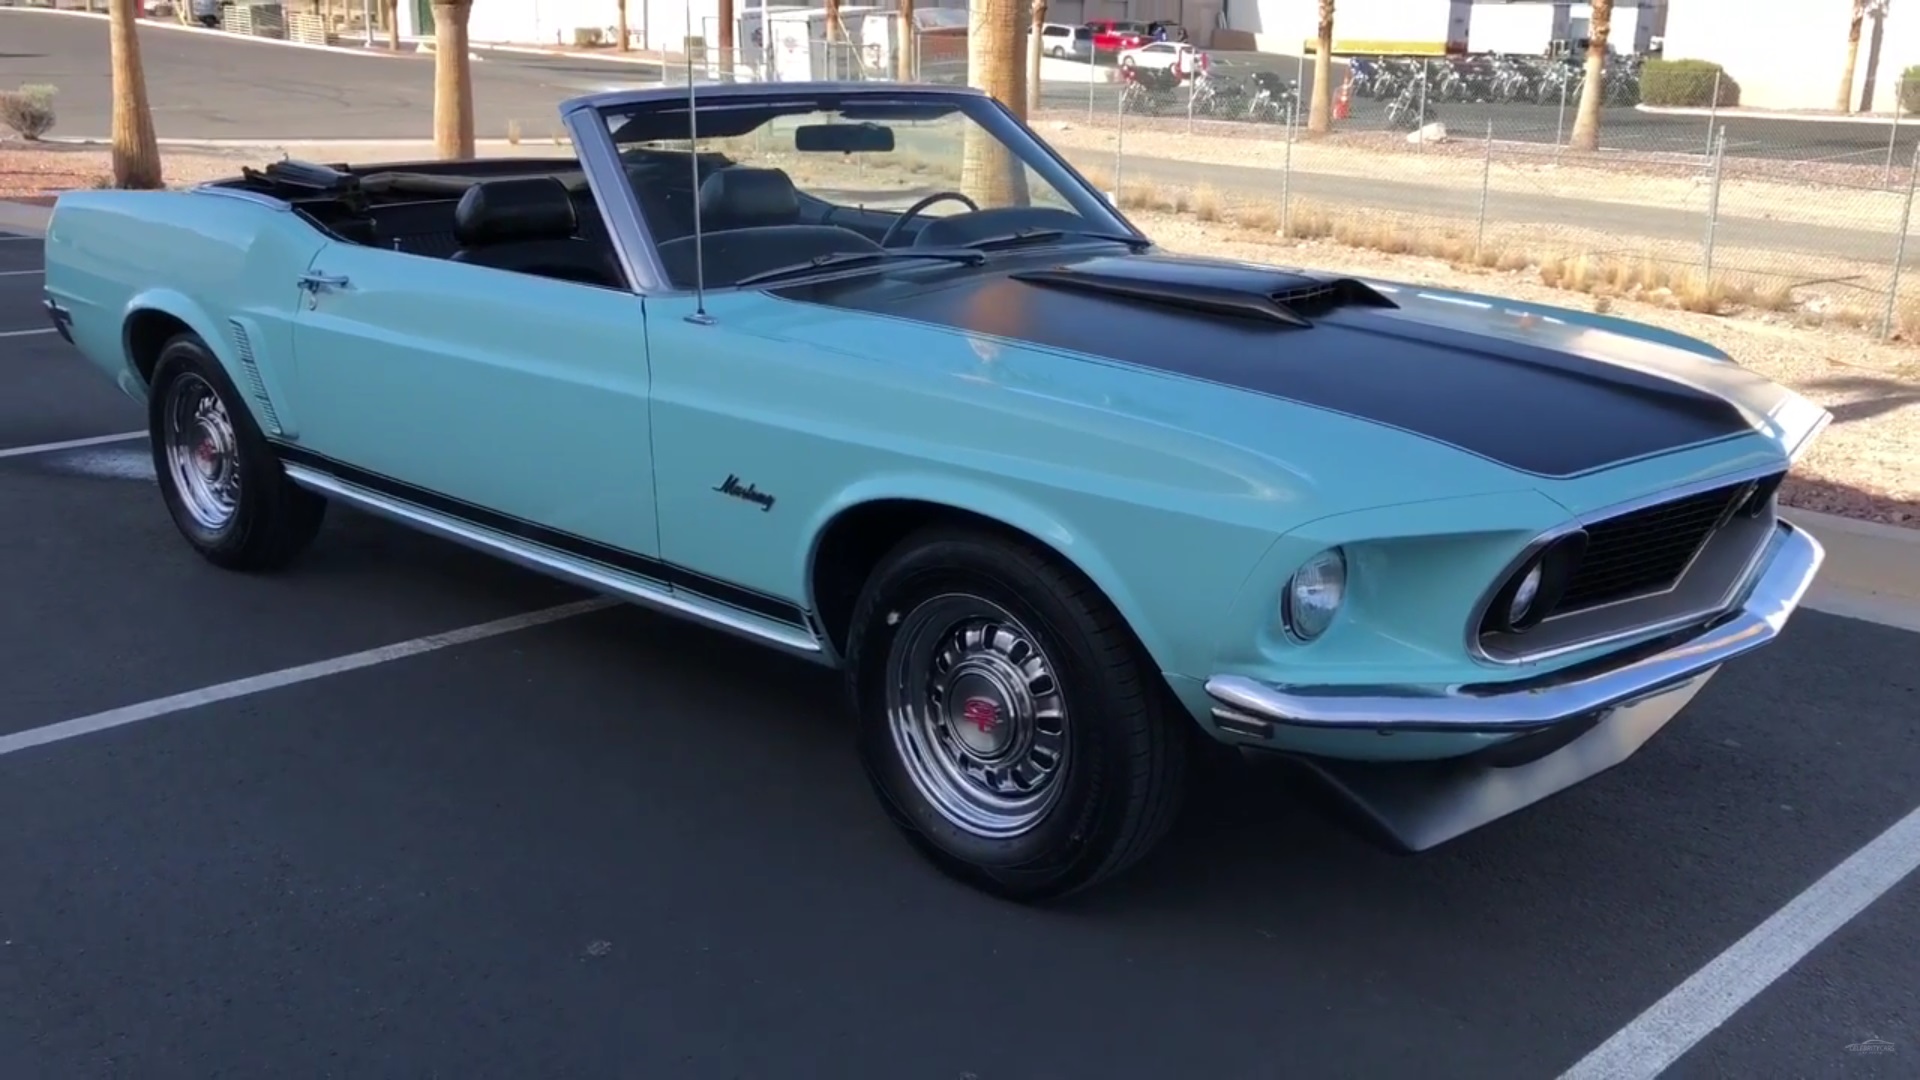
[618,0,630,52]
[1026,0,1046,116]
[961,0,1029,207]
[108,0,163,189]
[717,0,735,78]
[1567,0,1611,151]
[383,0,399,50]
[431,0,475,159]
[1838,2,1866,113]
[1307,0,1335,135]
[895,0,915,81]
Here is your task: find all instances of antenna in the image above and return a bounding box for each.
[684,0,712,325]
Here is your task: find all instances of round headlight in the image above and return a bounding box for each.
[1508,562,1544,625]
[1283,547,1347,642]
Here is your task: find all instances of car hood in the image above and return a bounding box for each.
[758,247,1827,517]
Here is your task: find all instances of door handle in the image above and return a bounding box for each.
[299,272,351,292]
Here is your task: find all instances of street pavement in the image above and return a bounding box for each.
[5,207,1920,1077]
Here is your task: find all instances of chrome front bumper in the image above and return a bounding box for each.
[1206,520,1825,738]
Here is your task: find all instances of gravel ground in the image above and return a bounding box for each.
[4,140,1914,528]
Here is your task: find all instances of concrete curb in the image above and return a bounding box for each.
[1635,103,1920,126]
[1782,508,1920,632]
[0,191,1914,634]
[0,5,425,60]
[0,198,51,235]
[471,43,672,68]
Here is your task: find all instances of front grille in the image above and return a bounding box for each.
[1555,477,1772,612]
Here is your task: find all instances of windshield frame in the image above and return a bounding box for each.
[559,84,1144,298]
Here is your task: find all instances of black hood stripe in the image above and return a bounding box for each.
[768,256,1755,479]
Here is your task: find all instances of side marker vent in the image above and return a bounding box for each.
[228,318,283,436]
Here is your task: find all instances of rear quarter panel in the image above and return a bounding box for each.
[42,189,326,427]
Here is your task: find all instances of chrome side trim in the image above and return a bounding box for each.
[1463,458,1789,667]
[283,464,829,663]
[193,183,293,211]
[1210,520,1823,735]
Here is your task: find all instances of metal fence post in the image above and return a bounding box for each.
[1706,70,1721,159]
[1555,78,1568,153]
[1880,142,1920,339]
[1476,118,1493,259]
[1418,62,1429,150]
[1886,97,1904,188]
[1113,78,1124,206]
[1088,51,1097,122]
[1187,70,1196,135]
[1282,100,1296,236]
[1703,126,1726,278]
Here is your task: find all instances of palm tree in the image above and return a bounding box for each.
[617,0,629,52]
[108,0,162,188]
[1026,0,1047,115]
[1567,0,1611,151]
[961,0,1028,206]
[380,0,399,50]
[1307,0,1335,135]
[896,0,915,81]
[432,0,475,158]
[1836,1,1885,112]
[718,0,736,79]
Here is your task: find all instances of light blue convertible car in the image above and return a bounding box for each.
[42,81,1831,901]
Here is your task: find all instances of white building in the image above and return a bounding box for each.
[1217,0,1663,56]
[1661,0,1914,112]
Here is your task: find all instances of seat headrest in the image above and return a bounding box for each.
[453,176,578,247]
[698,167,799,227]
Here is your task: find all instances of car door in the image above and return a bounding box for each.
[285,240,660,561]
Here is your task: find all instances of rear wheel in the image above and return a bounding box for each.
[847,526,1189,902]
[148,332,326,571]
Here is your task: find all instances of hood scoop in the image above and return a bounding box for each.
[1009,254,1396,327]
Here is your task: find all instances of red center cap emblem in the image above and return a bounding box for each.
[961,697,1001,735]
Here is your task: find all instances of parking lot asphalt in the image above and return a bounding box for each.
[3,224,1920,1078]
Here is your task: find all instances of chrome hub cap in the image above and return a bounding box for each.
[885,595,1070,839]
[162,373,242,531]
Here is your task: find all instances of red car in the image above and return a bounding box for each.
[1084,19,1149,56]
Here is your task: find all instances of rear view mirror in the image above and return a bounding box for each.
[794,122,896,154]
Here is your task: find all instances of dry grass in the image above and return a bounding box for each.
[1071,165,1914,338]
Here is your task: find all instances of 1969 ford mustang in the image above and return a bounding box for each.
[42,81,1830,901]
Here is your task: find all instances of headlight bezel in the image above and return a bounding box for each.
[1281,545,1348,643]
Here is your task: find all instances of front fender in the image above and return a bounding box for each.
[801,473,1274,679]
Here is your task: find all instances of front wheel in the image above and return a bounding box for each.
[847,526,1189,902]
[148,332,327,571]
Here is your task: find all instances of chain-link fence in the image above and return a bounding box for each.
[1008,52,1920,340]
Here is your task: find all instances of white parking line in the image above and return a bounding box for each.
[1,327,57,338]
[1560,804,1920,1079]
[0,431,145,460]
[0,597,617,760]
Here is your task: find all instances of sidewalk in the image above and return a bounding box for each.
[1638,103,1920,125]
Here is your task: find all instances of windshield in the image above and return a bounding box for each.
[599,92,1134,290]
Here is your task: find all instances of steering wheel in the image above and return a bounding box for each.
[880,191,980,247]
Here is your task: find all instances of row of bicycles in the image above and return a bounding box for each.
[1349,53,1646,109]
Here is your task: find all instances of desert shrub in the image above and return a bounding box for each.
[1639,60,1739,108]
[0,83,57,141]
[1899,65,1920,113]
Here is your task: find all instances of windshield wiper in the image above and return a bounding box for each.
[730,248,986,288]
[961,228,1152,253]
